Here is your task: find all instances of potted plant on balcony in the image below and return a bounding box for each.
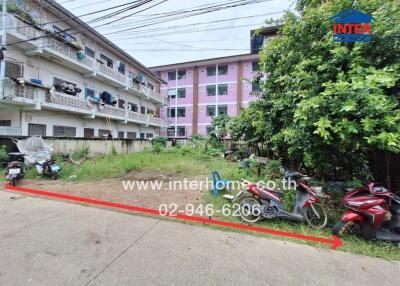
[2,2,40,29]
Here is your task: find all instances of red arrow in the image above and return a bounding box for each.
[4,184,343,249]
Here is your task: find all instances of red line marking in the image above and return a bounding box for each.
[4,184,343,249]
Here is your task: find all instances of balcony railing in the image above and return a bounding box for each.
[97,105,126,118]
[128,111,148,123]
[1,14,41,46]
[96,63,127,85]
[14,84,35,100]
[148,116,166,127]
[45,91,92,111]
[44,38,94,69]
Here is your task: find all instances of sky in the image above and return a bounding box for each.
[58,0,294,67]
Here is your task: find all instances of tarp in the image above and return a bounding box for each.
[13,136,53,166]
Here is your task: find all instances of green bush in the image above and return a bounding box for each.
[0,145,8,167]
[265,160,283,179]
[153,136,167,147]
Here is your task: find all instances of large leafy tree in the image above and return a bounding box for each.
[255,0,400,178]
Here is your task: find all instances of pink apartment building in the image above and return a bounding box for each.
[151,53,262,138]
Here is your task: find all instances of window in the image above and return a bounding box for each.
[252,81,262,93]
[218,105,228,115]
[147,108,155,116]
[140,133,145,139]
[252,61,260,72]
[177,88,186,98]
[218,84,228,96]
[85,88,95,99]
[168,71,176,80]
[167,127,175,137]
[218,65,228,75]
[53,126,76,137]
[127,132,137,139]
[0,120,11,126]
[168,89,176,99]
[140,106,146,114]
[100,54,113,68]
[177,126,185,137]
[177,107,185,117]
[85,47,95,59]
[118,99,125,109]
[206,126,214,135]
[207,66,216,76]
[206,105,216,117]
[99,129,111,138]
[53,25,76,43]
[118,62,126,74]
[28,124,46,136]
[177,70,186,80]
[147,83,154,90]
[206,85,216,96]
[167,108,175,118]
[146,133,153,139]
[118,131,125,139]
[84,128,94,138]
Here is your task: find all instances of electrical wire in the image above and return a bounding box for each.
[7,0,272,46]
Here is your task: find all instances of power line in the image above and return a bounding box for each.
[7,0,271,46]
[101,0,271,36]
[105,10,283,38]
[6,0,155,46]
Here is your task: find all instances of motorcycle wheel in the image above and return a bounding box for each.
[50,173,58,180]
[238,196,262,223]
[11,177,17,187]
[304,203,327,229]
[332,220,357,237]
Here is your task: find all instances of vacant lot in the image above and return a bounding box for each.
[2,146,400,260]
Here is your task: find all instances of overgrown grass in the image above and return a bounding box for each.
[5,145,400,260]
[22,145,239,182]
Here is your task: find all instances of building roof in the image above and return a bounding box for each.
[150,53,260,71]
[41,0,166,84]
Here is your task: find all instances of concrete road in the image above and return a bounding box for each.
[0,190,399,286]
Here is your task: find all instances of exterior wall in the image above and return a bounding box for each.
[157,58,260,137]
[0,0,167,139]
[45,138,155,155]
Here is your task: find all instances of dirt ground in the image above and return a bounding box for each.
[3,171,207,212]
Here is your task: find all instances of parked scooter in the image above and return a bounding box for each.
[332,182,400,243]
[35,159,61,180]
[234,171,328,229]
[5,152,25,186]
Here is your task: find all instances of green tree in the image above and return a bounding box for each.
[255,0,400,178]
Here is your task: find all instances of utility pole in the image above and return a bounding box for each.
[0,0,7,99]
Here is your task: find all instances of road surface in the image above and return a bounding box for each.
[0,190,399,286]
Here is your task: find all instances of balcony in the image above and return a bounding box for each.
[0,79,40,108]
[0,14,41,51]
[43,91,94,116]
[0,127,22,136]
[39,37,94,74]
[148,116,169,128]
[127,111,148,125]
[96,63,127,88]
[96,105,126,121]
[127,81,169,106]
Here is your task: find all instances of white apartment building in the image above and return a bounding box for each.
[0,0,169,139]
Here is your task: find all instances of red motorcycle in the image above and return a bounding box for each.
[333,182,400,243]
[235,172,328,229]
